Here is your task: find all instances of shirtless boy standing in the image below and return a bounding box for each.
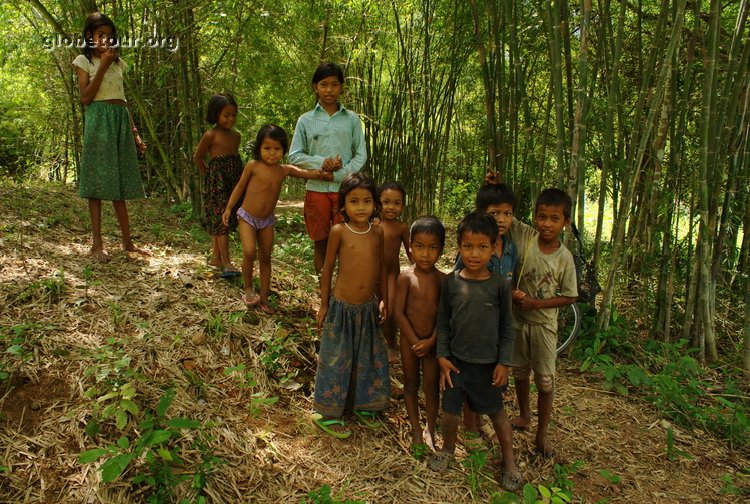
[393,216,445,454]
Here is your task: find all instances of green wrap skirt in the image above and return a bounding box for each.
[79,101,145,201]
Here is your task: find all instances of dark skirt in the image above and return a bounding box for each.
[313,296,390,418]
[203,154,243,235]
[79,101,145,200]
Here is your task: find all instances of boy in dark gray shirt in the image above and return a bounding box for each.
[429,212,521,491]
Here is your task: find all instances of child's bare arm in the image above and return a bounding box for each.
[401,223,413,263]
[393,274,420,348]
[193,131,213,175]
[283,164,333,181]
[317,226,342,327]
[377,228,388,322]
[515,295,576,310]
[222,162,253,225]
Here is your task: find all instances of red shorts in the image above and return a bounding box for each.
[304,191,342,242]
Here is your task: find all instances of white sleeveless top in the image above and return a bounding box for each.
[72,54,128,102]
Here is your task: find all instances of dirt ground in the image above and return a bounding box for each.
[0,182,747,503]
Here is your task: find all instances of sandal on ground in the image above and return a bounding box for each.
[220,266,241,278]
[312,413,351,439]
[428,450,454,472]
[258,301,275,314]
[501,470,523,492]
[409,442,429,460]
[353,410,382,428]
[463,430,485,452]
[242,292,260,307]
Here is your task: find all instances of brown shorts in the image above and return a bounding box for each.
[304,191,342,241]
[512,319,557,376]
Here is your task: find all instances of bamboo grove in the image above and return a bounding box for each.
[1,0,748,369]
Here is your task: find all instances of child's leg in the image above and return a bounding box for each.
[534,374,555,456]
[209,236,222,267]
[463,405,481,435]
[87,198,109,262]
[216,233,233,268]
[113,200,149,255]
[237,221,259,303]
[256,225,274,303]
[313,240,327,276]
[440,412,460,453]
[488,409,518,474]
[400,334,423,444]
[422,355,439,448]
[512,371,532,429]
[385,271,399,362]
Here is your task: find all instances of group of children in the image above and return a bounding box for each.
[75,11,577,494]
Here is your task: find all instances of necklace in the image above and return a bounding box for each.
[345,222,372,235]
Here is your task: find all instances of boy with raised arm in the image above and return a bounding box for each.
[429,212,521,491]
[509,188,577,461]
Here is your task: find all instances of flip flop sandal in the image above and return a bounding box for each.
[242,293,260,307]
[353,410,382,428]
[501,470,523,492]
[312,413,351,439]
[479,422,499,444]
[428,450,454,472]
[220,267,241,278]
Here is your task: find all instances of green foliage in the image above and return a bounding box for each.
[223,364,279,415]
[17,269,67,304]
[276,213,314,267]
[496,483,571,504]
[461,447,490,494]
[305,484,364,504]
[79,388,222,503]
[665,428,693,462]
[441,179,476,218]
[552,461,584,496]
[0,322,54,380]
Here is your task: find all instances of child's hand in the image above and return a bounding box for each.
[134,135,147,155]
[514,296,538,310]
[484,170,500,185]
[100,47,117,68]
[321,157,337,172]
[492,364,509,387]
[412,337,435,358]
[318,170,334,181]
[316,304,329,328]
[333,155,342,170]
[512,289,526,301]
[221,209,231,227]
[378,300,388,324]
[438,357,459,391]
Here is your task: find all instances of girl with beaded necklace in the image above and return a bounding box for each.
[312,172,390,438]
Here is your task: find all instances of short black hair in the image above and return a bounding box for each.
[312,62,345,85]
[377,182,406,203]
[410,216,445,248]
[457,211,498,245]
[535,188,572,219]
[252,124,288,161]
[206,93,237,124]
[476,183,516,212]
[338,172,381,222]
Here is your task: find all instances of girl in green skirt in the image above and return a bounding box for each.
[73,12,147,262]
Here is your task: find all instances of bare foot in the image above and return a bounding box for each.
[91,247,111,263]
[511,416,531,432]
[411,426,424,446]
[534,441,560,462]
[123,244,152,257]
[423,427,436,452]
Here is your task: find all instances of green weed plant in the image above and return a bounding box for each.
[79,388,221,503]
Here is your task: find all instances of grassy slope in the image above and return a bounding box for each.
[0,181,746,503]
